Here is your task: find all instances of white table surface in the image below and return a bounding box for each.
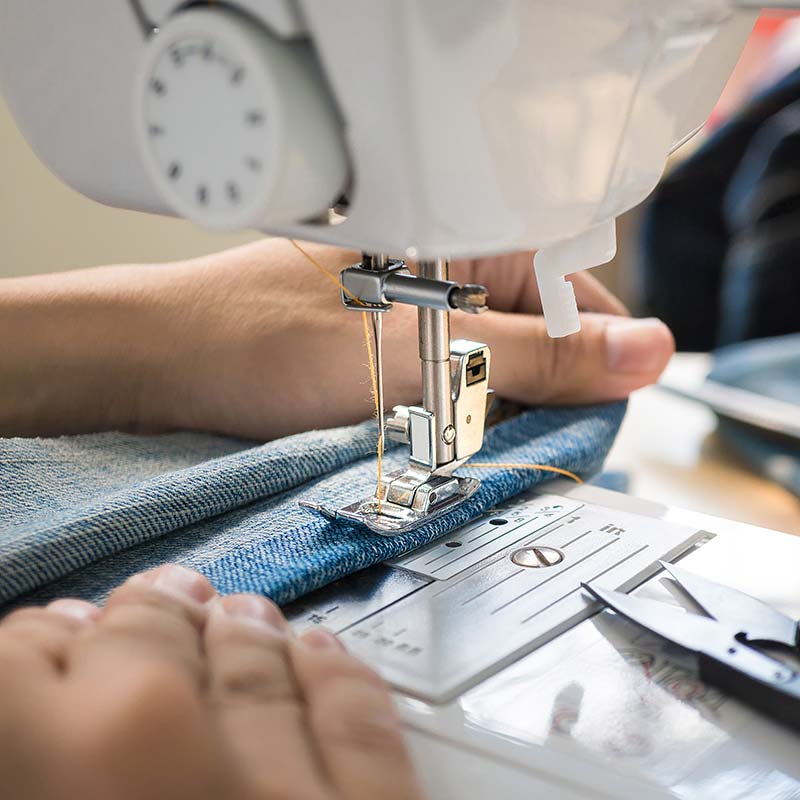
[605,353,800,537]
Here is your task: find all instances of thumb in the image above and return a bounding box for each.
[455,312,674,406]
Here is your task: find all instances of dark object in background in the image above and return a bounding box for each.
[641,67,800,351]
[718,417,800,500]
[708,333,800,500]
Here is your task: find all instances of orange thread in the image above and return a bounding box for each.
[289,240,384,509]
[360,311,384,512]
[288,239,362,304]
[467,463,583,484]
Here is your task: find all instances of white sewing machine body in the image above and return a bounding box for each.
[0,1,755,262]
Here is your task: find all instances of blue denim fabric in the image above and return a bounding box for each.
[0,403,625,608]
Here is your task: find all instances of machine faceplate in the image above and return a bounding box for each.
[285,491,705,703]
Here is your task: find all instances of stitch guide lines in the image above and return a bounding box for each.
[289,490,705,702]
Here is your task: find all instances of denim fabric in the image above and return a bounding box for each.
[0,403,625,608]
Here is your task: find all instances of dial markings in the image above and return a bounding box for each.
[245,110,265,127]
[226,181,241,204]
[140,22,293,225]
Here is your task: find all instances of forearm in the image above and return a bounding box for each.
[0,239,343,441]
[0,264,175,437]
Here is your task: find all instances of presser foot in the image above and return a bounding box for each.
[300,469,480,535]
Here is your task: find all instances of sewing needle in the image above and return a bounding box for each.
[371,310,385,458]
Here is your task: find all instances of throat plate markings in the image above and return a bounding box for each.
[285,491,705,704]
[388,496,579,581]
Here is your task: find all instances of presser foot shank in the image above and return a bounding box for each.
[300,253,491,535]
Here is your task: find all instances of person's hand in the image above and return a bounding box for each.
[0,565,422,800]
[141,239,673,439]
[0,238,673,439]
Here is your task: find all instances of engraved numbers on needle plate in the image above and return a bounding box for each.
[286,493,707,703]
[291,492,705,703]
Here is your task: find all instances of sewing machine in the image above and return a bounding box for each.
[0,0,764,533]
[2,2,799,797]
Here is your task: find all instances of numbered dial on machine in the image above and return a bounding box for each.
[135,6,347,231]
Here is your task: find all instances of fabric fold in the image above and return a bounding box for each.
[0,423,381,602]
[4,402,626,608]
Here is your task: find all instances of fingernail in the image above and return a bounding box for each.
[47,599,100,623]
[218,594,285,632]
[301,628,344,651]
[152,564,214,603]
[606,318,672,374]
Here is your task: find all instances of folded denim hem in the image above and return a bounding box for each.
[5,402,626,608]
[0,423,383,603]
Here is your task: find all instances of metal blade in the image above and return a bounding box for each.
[582,582,735,655]
[659,561,799,648]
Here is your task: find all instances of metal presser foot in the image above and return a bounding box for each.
[300,254,493,536]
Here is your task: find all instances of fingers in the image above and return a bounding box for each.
[205,594,330,800]
[456,310,674,405]
[291,629,423,800]
[59,569,233,800]
[569,271,630,316]
[63,566,218,789]
[0,600,99,674]
[453,253,630,317]
[68,564,215,688]
[0,574,422,800]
